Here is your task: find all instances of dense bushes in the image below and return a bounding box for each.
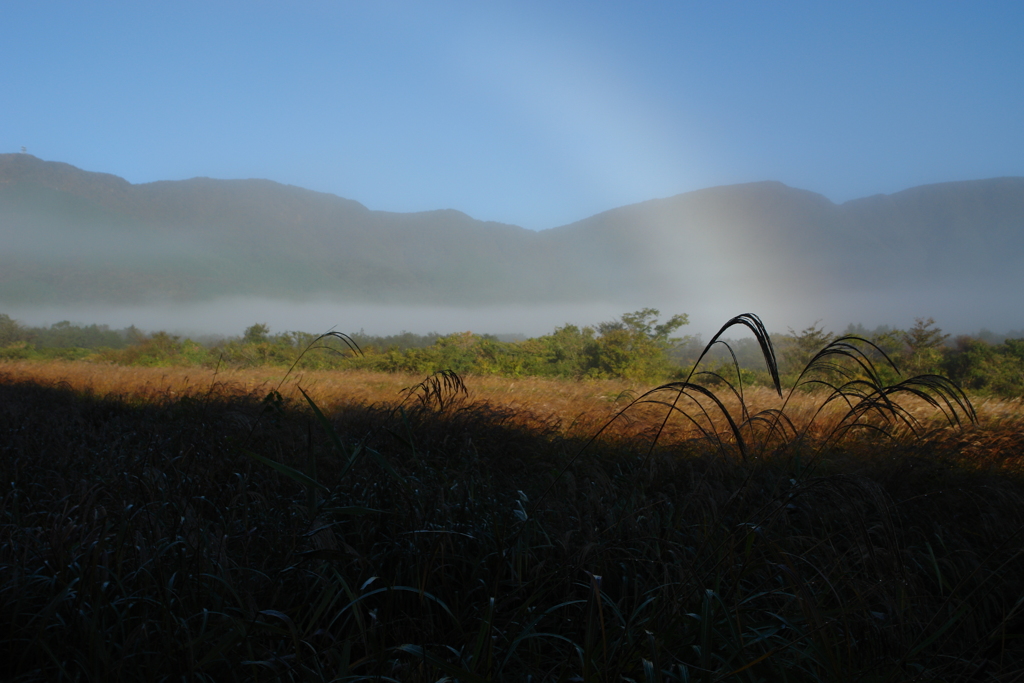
[0,310,692,382]
[685,317,1024,397]
[944,335,1024,395]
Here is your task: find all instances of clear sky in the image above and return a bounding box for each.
[3,1,1023,230]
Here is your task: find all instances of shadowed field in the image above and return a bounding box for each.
[2,354,1024,681]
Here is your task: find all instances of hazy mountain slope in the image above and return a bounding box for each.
[843,178,1024,282]
[541,182,883,307]
[2,154,1022,324]
[0,155,563,304]
[539,177,1024,319]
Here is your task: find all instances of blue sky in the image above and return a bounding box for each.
[4,1,1023,230]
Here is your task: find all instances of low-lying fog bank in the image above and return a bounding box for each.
[3,290,1020,342]
[2,299,634,340]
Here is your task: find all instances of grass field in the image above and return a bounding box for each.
[2,354,1024,681]
[5,358,1018,440]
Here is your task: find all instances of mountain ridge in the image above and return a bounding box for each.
[2,154,1022,330]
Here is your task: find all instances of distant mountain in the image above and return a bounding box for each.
[0,154,554,304]
[2,153,1023,328]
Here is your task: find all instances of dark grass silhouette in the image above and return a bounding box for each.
[1,315,1022,681]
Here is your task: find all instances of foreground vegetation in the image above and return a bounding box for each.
[2,314,1024,680]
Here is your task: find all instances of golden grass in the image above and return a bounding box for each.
[2,358,1020,446]
[0,359,638,416]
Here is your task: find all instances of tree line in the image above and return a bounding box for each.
[1,311,1022,396]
